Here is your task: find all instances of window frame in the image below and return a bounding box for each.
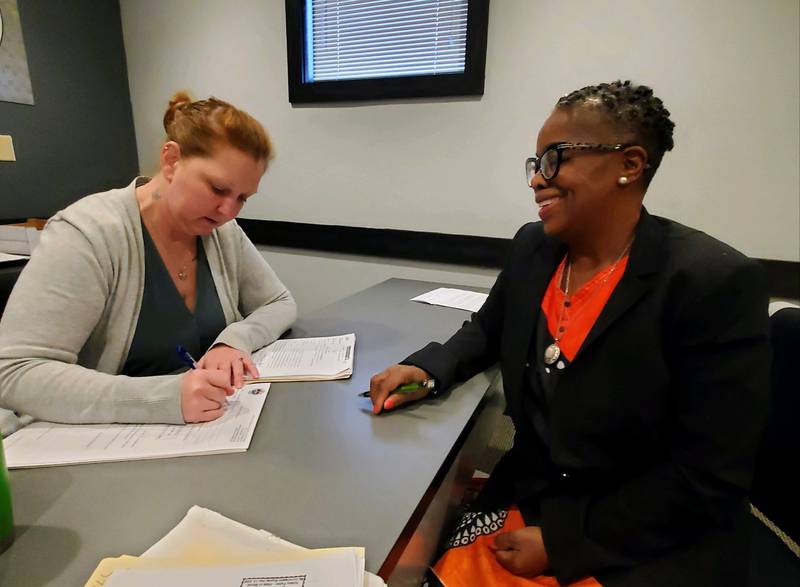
[285,0,490,103]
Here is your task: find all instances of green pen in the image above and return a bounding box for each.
[358,379,435,398]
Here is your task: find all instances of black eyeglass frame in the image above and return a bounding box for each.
[525,142,630,185]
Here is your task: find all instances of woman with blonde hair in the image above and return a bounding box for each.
[0,93,296,435]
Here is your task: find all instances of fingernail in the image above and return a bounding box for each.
[384,398,395,410]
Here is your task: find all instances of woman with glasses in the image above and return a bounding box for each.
[0,93,297,435]
[369,81,769,586]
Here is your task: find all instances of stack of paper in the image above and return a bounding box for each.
[250,334,355,382]
[85,505,386,586]
[411,287,489,312]
[0,224,40,256]
[4,384,269,469]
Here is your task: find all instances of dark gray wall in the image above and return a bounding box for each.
[0,0,138,219]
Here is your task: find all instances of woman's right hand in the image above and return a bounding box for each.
[180,369,235,423]
[369,364,432,415]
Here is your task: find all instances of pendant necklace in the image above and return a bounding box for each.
[142,188,198,282]
[177,250,198,281]
[544,259,571,365]
[543,238,634,365]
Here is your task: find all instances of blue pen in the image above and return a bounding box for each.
[176,345,198,370]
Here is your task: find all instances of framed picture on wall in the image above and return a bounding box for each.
[0,0,35,105]
[286,0,490,103]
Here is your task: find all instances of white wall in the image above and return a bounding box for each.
[259,245,498,316]
[120,0,800,262]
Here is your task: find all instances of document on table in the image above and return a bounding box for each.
[0,224,40,255]
[411,287,488,312]
[250,334,355,382]
[4,384,269,469]
[0,251,28,264]
[104,549,362,587]
[85,505,386,587]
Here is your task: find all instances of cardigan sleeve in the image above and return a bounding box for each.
[0,218,183,435]
[210,224,297,353]
[539,256,771,583]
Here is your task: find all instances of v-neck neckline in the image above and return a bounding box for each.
[141,221,201,317]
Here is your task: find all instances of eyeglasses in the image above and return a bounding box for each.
[525,142,627,185]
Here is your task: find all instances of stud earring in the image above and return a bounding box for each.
[618,177,628,185]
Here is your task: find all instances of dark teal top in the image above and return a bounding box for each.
[121,223,226,377]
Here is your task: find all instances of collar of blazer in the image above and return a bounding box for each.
[503,208,666,404]
[573,207,665,360]
[515,208,665,367]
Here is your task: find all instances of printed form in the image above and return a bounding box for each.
[103,549,362,587]
[251,334,355,382]
[85,506,385,587]
[4,384,269,468]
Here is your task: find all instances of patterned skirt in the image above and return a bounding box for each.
[423,506,602,587]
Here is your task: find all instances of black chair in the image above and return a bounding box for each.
[749,306,800,585]
[0,262,27,317]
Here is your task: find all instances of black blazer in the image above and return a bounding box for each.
[406,209,770,587]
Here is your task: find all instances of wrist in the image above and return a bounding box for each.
[422,377,441,396]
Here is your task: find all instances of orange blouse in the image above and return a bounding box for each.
[540,254,630,363]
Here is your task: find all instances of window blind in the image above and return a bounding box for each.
[307,0,469,82]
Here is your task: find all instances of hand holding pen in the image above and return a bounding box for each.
[194,344,259,389]
[366,364,435,414]
[176,345,235,423]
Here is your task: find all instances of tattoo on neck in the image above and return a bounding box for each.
[152,191,161,200]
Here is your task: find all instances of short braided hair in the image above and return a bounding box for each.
[557,81,675,185]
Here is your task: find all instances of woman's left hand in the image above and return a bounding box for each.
[197,344,259,389]
[490,525,550,577]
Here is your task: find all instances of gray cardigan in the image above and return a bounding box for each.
[0,179,297,436]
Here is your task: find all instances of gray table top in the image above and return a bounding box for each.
[0,278,495,586]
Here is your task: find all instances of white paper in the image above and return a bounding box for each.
[105,549,362,587]
[251,334,355,381]
[143,505,304,559]
[4,384,269,468]
[411,287,488,312]
[140,506,385,587]
[769,300,799,316]
[0,225,40,255]
[0,251,29,263]
[0,251,28,264]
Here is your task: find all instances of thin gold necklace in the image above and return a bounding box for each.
[144,192,198,281]
[177,250,198,281]
[156,232,197,281]
[543,238,633,365]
